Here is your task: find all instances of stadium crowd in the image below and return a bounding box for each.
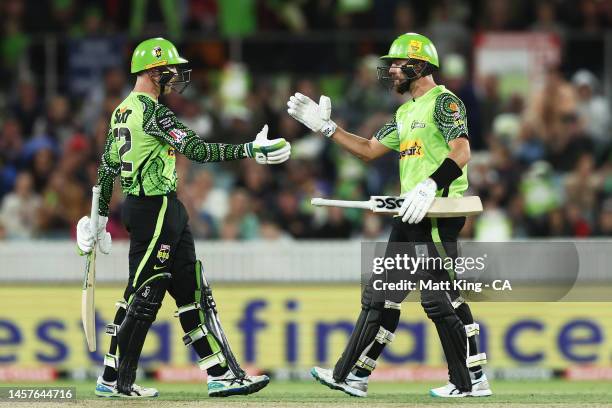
[0,0,611,241]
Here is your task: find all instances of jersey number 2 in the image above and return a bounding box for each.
[114,127,133,172]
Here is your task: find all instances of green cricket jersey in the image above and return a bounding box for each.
[96,92,248,216]
[375,85,469,197]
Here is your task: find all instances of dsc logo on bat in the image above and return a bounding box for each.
[373,196,404,210]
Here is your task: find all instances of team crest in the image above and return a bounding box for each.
[157,244,171,263]
[152,46,163,59]
[409,40,422,53]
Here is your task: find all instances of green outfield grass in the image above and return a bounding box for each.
[1,380,612,407]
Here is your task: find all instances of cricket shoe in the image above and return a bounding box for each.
[430,374,492,398]
[310,367,368,397]
[95,376,159,398]
[470,373,493,397]
[429,382,470,398]
[207,370,270,397]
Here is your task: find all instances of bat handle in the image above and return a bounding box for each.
[90,185,101,243]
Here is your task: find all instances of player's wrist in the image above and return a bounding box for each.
[244,142,254,158]
[429,158,461,189]
[320,120,337,138]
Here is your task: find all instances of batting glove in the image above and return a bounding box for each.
[77,215,112,255]
[399,178,438,224]
[287,93,337,137]
[245,124,291,164]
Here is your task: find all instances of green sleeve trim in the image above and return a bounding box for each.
[374,116,400,152]
[139,95,247,163]
[133,196,168,288]
[433,93,469,144]
[96,128,121,216]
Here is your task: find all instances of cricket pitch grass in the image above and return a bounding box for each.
[0,380,611,407]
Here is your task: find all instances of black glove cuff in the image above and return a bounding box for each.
[429,158,462,189]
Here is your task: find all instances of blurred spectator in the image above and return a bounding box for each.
[179,98,215,141]
[572,70,611,152]
[275,189,312,238]
[220,215,240,241]
[393,1,416,34]
[520,161,561,236]
[0,0,29,77]
[355,212,388,241]
[474,207,512,241]
[314,207,353,239]
[426,0,471,57]
[530,0,565,38]
[9,79,42,137]
[0,118,24,196]
[130,0,182,40]
[594,198,612,236]
[564,153,602,215]
[259,217,292,241]
[27,139,57,193]
[226,189,259,240]
[478,75,501,143]
[81,67,130,134]
[524,66,577,142]
[0,171,41,239]
[341,55,395,129]
[576,0,607,33]
[480,0,516,30]
[33,96,75,142]
[441,53,483,149]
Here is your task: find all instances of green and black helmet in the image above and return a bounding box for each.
[377,32,439,93]
[131,37,191,93]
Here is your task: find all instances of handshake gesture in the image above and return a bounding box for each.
[287,93,337,138]
[246,124,291,164]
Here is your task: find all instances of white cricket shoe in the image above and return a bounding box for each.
[470,373,493,397]
[311,367,368,397]
[430,373,492,398]
[429,382,470,398]
[207,370,269,397]
[95,376,159,398]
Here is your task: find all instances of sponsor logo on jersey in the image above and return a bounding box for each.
[411,120,426,130]
[157,244,171,263]
[168,147,176,157]
[399,139,424,159]
[169,128,186,142]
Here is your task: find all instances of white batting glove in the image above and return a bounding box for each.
[77,215,112,254]
[245,124,291,164]
[399,179,438,224]
[287,93,337,137]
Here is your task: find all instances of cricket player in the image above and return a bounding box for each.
[287,33,491,398]
[76,38,290,397]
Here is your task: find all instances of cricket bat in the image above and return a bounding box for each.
[82,185,101,352]
[311,196,483,217]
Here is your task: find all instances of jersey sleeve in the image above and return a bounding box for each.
[139,95,248,163]
[433,93,469,143]
[96,128,121,217]
[374,115,400,152]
